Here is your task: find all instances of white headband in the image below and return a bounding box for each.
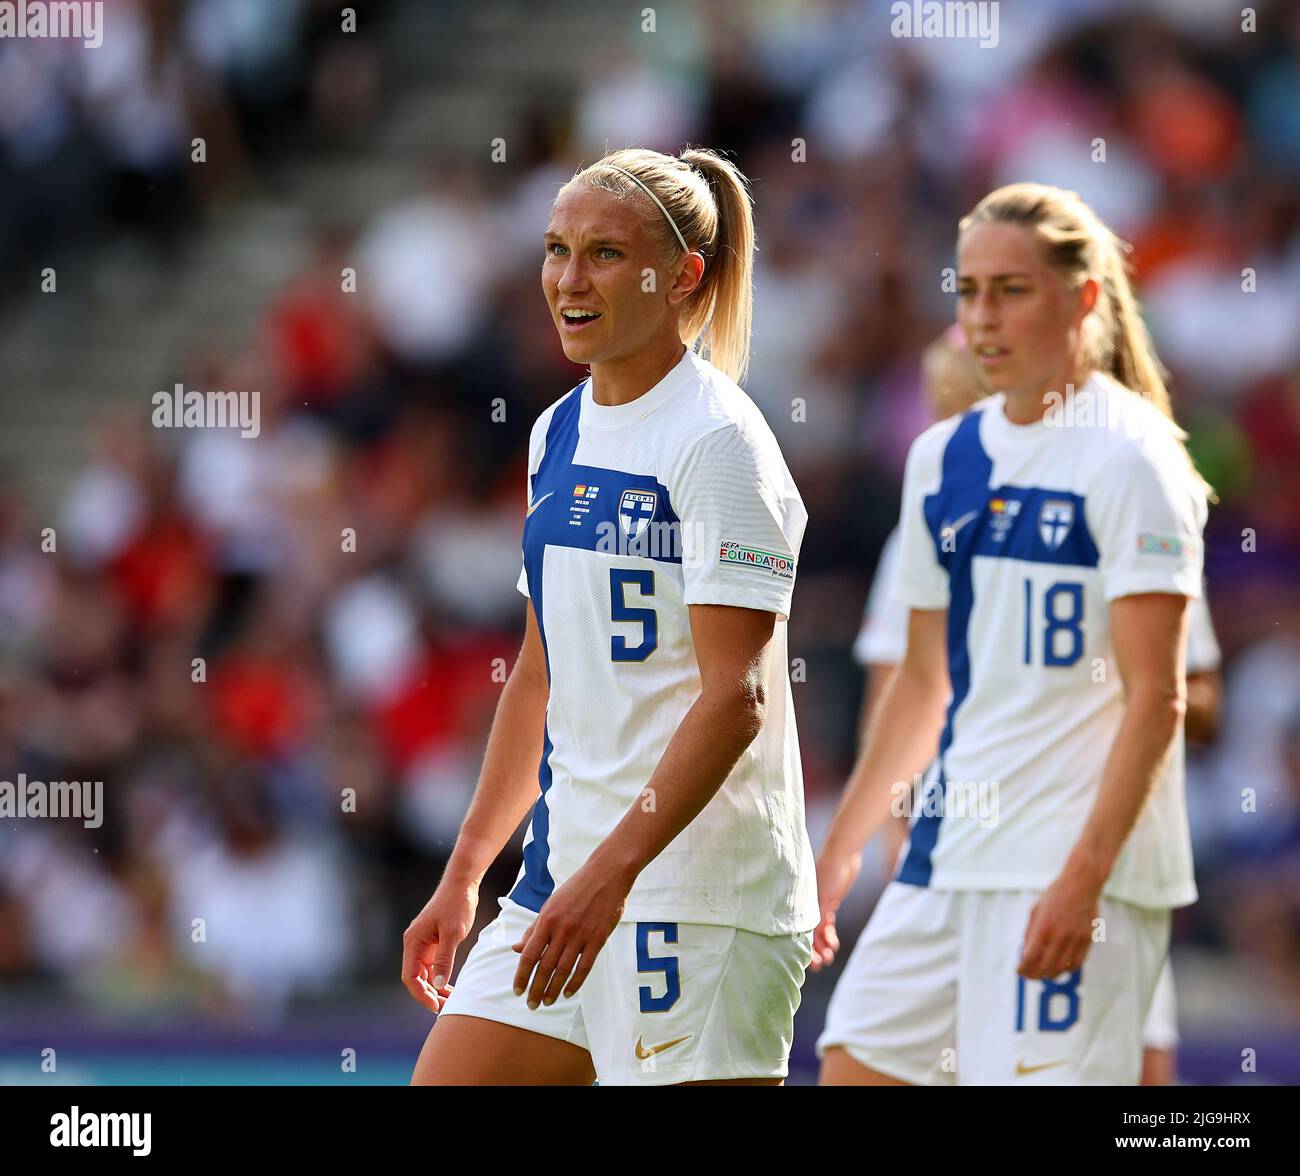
[604,164,689,254]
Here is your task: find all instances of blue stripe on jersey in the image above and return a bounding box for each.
[895,409,1100,887]
[509,389,581,911]
[510,726,557,911]
[509,386,684,910]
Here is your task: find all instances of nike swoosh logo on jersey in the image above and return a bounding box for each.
[940,510,980,539]
[526,491,554,517]
[1015,1058,1068,1076]
[634,1033,692,1060]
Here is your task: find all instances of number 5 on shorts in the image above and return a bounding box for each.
[636,922,681,1013]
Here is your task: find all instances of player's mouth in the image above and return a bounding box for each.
[974,343,1010,367]
[560,308,603,332]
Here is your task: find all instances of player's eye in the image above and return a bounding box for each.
[597,247,622,259]
[546,243,568,256]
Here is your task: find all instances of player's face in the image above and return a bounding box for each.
[542,187,688,366]
[955,221,1090,399]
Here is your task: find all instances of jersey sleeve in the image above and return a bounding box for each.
[1185,590,1221,673]
[672,423,805,621]
[892,429,949,611]
[853,527,910,666]
[1085,435,1207,602]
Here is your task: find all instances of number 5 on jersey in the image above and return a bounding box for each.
[610,568,657,662]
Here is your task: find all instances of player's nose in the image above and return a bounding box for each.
[557,255,591,294]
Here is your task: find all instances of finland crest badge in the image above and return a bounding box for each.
[1039,499,1075,551]
[619,488,657,545]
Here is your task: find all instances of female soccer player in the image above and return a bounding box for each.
[401,147,817,1086]
[814,182,1210,1086]
[850,326,1221,1085]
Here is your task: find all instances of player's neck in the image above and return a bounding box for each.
[1002,362,1095,425]
[590,340,687,407]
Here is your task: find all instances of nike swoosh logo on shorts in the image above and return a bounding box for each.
[634,1033,692,1060]
[1015,1058,1068,1076]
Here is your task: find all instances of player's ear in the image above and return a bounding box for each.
[1077,275,1100,317]
[670,252,705,303]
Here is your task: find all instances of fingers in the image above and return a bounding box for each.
[428,942,457,997]
[562,946,598,999]
[512,921,544,1000]
[512,917,606,1005]
[1018,914,1088,980]
[808,919,839,972]
[541,943,582,1006]
[526,939,559,1010]
[402,941,449,1014]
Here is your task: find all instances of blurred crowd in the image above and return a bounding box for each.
[2,0,1300,1029]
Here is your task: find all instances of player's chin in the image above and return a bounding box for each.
[557,333,602,362]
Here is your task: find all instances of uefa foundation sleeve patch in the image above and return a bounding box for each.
[718,540,795,579]
[1136,532,1191,557]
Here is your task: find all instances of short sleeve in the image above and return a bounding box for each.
[893,433,949,610]
[853,527,909,666]
[1185,590,1221,673]
[673,424,805,621]
[1085,436,1206,603]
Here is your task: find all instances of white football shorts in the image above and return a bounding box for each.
[1141,958,1179,1051]
[439,897,813,1085]
[817,881,1169,1085]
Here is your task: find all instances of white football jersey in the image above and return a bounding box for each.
[854,529,1220,672]
[511,348,818,935]
[891,372,1207,909]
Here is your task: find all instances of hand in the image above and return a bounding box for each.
[809,842,861,972]
[512,857,631,1008]
[1018,868,1101,980]
[401,876,479,1013]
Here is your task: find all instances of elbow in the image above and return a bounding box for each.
[1136,686,1185,740]
[738,678,768,742]
[711,677,767,745]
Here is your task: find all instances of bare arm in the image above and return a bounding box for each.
[1184,669,1222,745]
[1019,591,1189,979]
[823,609,950,861]
[858,661,911,880]
[441,601,550,889]
[811,609,949,968]
[400,601,548,1011]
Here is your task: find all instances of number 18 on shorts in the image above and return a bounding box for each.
[817,883,1170,1084]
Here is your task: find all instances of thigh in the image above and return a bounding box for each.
[819,1048,912,1086]
[816,882,960,1086]
[412,1013,595,1086]
[579,919,812,1087]
[413,898,593,1085]
[957,891,1170,1086]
